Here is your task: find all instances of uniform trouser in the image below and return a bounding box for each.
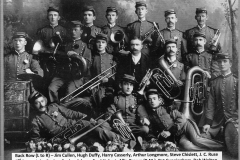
[48,76,83,103]
[178,120,223,151]
[61,97,95,119]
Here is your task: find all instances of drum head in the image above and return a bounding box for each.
[224,121,238,157]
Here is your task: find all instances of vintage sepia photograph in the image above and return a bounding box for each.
[2,0,239,160]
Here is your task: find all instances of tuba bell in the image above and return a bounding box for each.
[110,30,125,50]
[181,66,208,121]
[150,56,181,99]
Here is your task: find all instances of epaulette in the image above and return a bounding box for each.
[207,26,218,31]
[233,74,238,79]
[101,24,108,29]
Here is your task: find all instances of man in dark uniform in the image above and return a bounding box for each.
[101,7,128,57]
[126,1,160,58]
[28,91,135,146]
[143,88,223,151]
[36,7,66,49]
[185,32,220,79]
[184,7,221,54]
[160,9,187,62]
[48,21,92,106]
[90,33,116,114]
[117,37,151,86]
[81,6,102,50]
[200,53,238,139]
[107,74,149,140]
[158,39,186,86]
[4,32,43,89]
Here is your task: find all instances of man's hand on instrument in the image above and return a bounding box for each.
[119,50,130,55]
[202,124,210,133]
[159,131,171,138]
[102,77,109,83]
[176,80,183,86]
[204,71,211,79]
[140,118,150,126]
[25,68,34,74]
[67,51,78,56]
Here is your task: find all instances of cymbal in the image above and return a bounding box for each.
[17,73,42,81]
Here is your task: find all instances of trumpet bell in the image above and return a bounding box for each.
[110,30,125,43]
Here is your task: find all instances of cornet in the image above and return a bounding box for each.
[138,69,153,95]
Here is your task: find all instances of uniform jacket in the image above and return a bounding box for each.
[107,91,148,124]
[30,103,86,142]
[4,50,43,81]
[160,56,186,81]
[82,25,102,49]
[145,105,187,138]
[160,28,187,62]
[116,53,150,83]
[126,20,160,55]
[101,24,127,55]
[36,24,67,47]
[184,25,221,53]
[91,51,116,79]
[204,73,238,126]
[185,50,220,78]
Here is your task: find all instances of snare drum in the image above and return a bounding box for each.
[224,119,238,157]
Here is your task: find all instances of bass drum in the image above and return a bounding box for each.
[224,119,238,157]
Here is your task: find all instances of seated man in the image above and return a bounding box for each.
[4,32,43,90]
[144,88,223,151]
[107,74,149,140]
[48,21,92,105]
[28,91,134,146]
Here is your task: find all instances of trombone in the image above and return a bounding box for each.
[60,64,117,103]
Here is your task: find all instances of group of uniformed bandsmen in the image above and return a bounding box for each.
[4,1,238,152]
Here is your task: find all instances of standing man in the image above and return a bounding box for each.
[184,7,221,54]
[90,33,116,114]
[126,1,160,58]
[117,37,151,85]
[81,6,101,50]
[37,6,66,49]
[101,7,128,57]
[48,21,92,105]
[4,32,43,89]
[201,53,238,140]
[185,32,220,79]
[160,9,187,62]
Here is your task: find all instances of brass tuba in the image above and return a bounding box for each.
[181,66,208,121]
[150,56,181,99]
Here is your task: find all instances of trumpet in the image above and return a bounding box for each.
[110,30,125,50]
[60,64,116,103]
[112,110,136,141]
[138,69,153,95]
[210,29,221,47]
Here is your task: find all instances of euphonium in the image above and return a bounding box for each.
[181,66,208,121]
[113,110,136,141]
[150,56,181,99]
